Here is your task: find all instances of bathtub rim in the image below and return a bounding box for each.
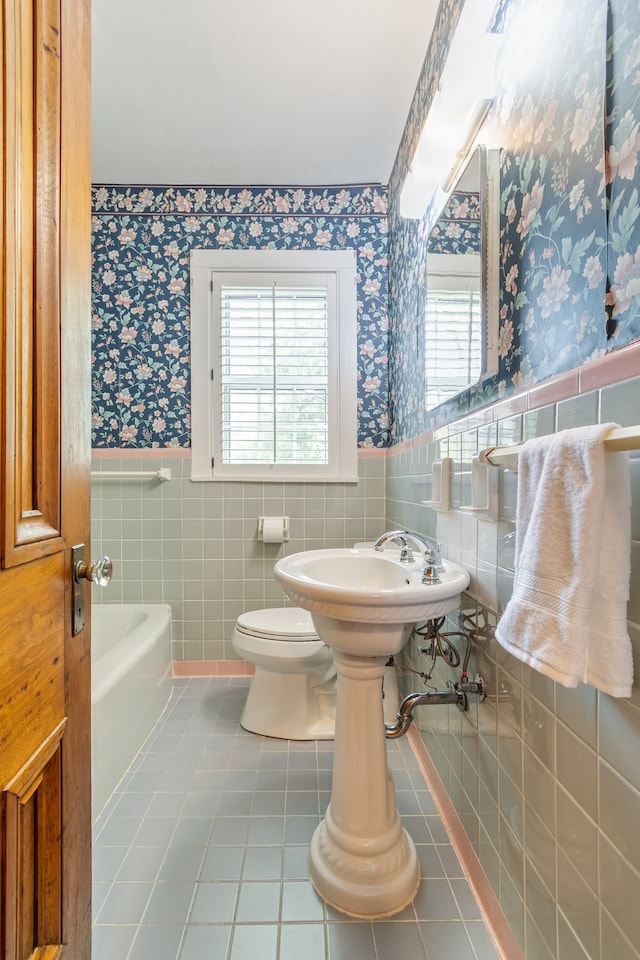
[91,601,172,704]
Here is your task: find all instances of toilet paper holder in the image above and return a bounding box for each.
[258,516,290,543]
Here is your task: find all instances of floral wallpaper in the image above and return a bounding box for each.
[494,0,607,389]
[91,186,389,448]
[426,191,480,255]
[388,0,640,444]
[91,0,640,451]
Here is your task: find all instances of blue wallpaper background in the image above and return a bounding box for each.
[91,186,390,448]
[387,0,640,443]
[426,191,480,255]
[91,0,640,450]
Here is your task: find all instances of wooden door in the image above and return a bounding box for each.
[0,0,92,958]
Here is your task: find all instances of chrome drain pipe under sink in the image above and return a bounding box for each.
[385,676,486,739]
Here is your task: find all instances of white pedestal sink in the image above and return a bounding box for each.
[274,546,469,918]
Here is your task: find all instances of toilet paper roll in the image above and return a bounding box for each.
[260,516,288,544]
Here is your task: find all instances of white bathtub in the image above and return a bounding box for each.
[91,603,172,818]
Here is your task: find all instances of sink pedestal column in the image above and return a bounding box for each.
[309,646,419,918]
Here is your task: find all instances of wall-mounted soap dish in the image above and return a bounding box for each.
[423,457,452,512]
[461,454,499,520]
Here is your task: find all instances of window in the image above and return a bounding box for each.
[191,250,358,481]
[425,253,482,409]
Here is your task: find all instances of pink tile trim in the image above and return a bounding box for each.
[408,728,525,960]
[387,430,439,456]
[488,390,529,422]
[94,446,387,460]
[357,447,387,458]
[172,660,255,678]
[525,370,580,409]
[466,406,495,432]
[386,436,416,456]
[579,340,640,391]
[92,448,190,459]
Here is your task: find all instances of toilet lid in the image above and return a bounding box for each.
[236,607,318,641]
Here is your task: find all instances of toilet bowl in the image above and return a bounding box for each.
[231,607,337,740]
[232,606,400,740]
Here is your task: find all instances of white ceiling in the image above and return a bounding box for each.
[91,0,439,186]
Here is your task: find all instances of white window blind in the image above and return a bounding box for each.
[425,287,481,409]
[218,279,331,466]
[190,249,358,482]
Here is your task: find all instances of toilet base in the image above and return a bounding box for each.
[240,668,336,740]
[240,663,400,740]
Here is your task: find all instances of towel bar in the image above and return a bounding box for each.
[90,467,171,481]
[479,424,640,467]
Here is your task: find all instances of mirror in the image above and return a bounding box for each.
[424,144,499,410]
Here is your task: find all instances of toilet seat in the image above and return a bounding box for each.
[235,607,318,642]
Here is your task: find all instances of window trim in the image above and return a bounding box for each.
[190,249,358,482]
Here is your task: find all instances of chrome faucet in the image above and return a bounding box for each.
[373,529,442,584]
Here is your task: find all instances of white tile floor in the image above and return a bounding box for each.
[92,678,502,960]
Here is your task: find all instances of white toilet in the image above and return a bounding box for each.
[232,606,337,740]
[231,606,400,740]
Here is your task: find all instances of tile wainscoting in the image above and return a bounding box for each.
[386,342,640,960]
[91,453,386,663]
[91,342,640,959]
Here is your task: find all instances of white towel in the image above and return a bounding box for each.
[495,423,633,697]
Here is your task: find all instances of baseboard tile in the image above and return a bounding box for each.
[172,660,255,678]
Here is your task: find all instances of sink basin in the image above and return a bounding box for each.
[274,546,469,626]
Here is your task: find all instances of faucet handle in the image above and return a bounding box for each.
[424,543,441,566]
[420,541,442,584]
[420,559,441,584]
[398,539,415,562]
